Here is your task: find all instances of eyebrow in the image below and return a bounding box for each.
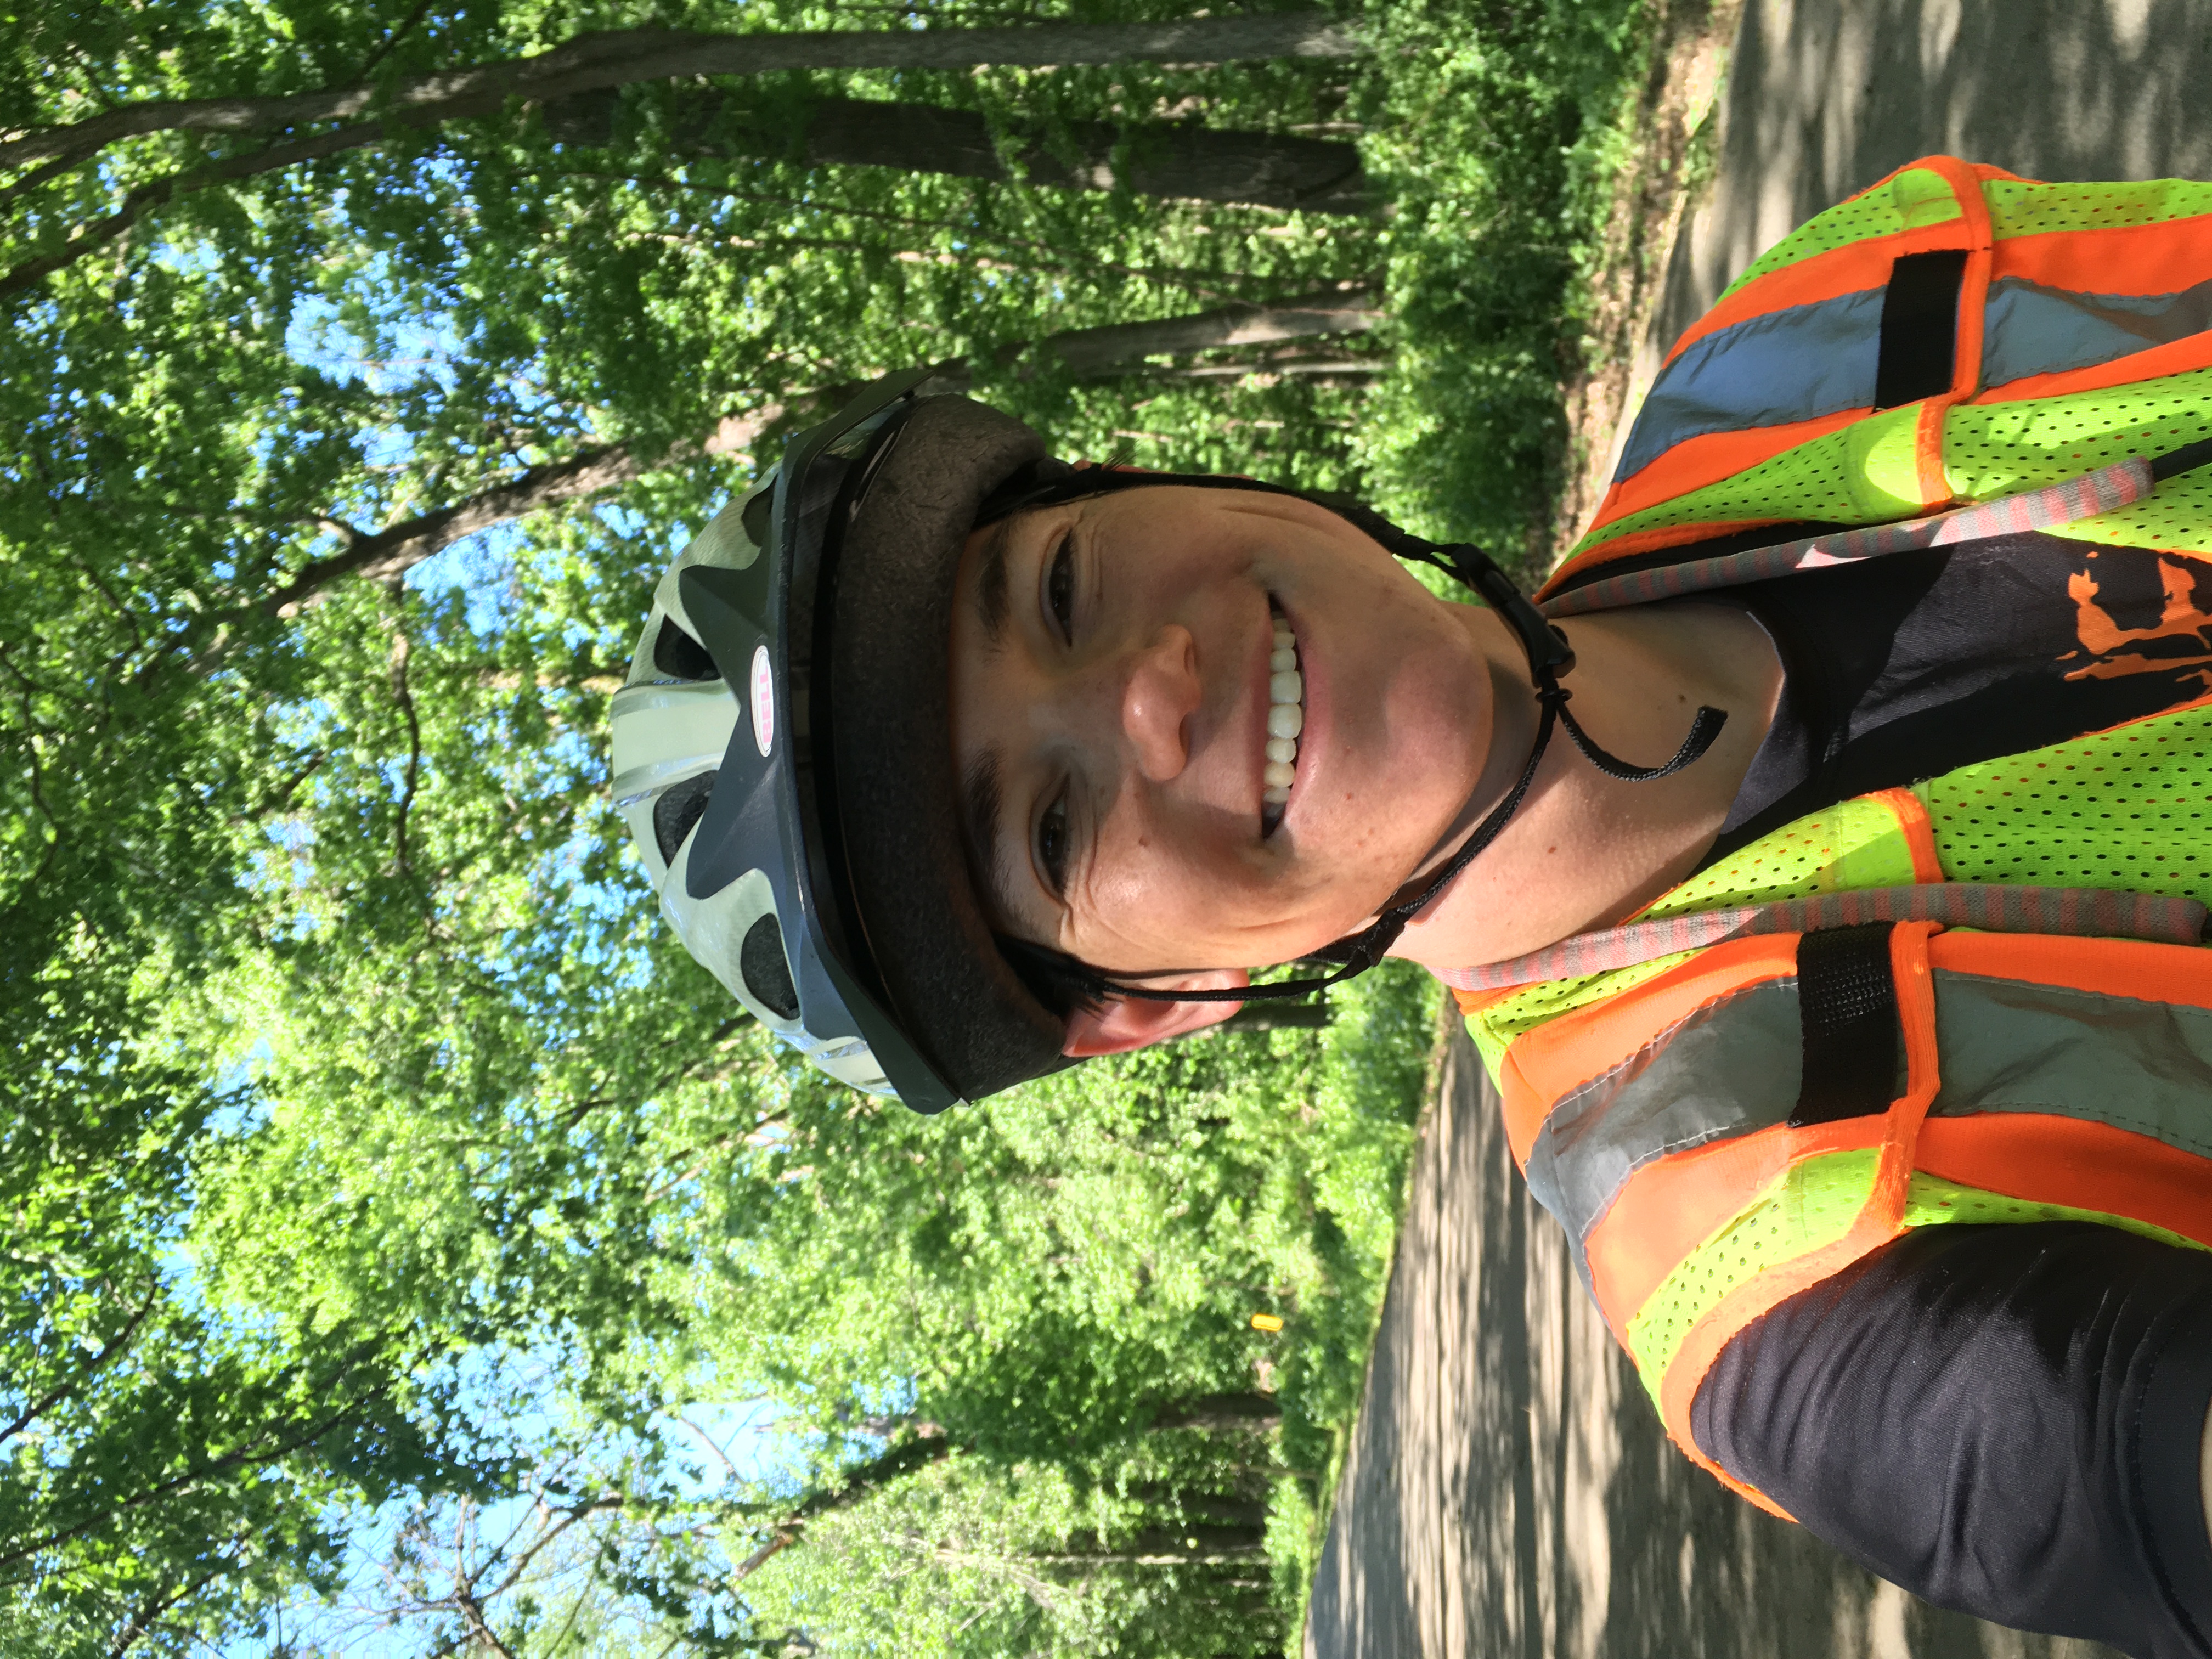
[973,517,1014,651]
[961,743,1021,928]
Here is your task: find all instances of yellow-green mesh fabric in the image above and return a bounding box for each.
[1626,1149,1877,1407]
[1716,168,1960,305]
[1917,703,2212,902]
[1592,186,2212,565]
[1570,404,1929,563]
[1473,706,2212,1082]
[1983,178,2212,240]
[1469,798,1919,1077]
[1716,175,2212,318]
[1940,369,2212,554]
[1579,363,2212,571]
[2049,470,2212,555]
[1623,1153,2209,1409]
[1645,794,1921,912]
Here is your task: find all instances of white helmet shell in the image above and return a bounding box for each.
[609,473,896,1094]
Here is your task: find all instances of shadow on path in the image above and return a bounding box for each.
[1662,0,2212,345]
[1304,1024,2114,1659]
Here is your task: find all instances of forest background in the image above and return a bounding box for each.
[0,0,1679,1652]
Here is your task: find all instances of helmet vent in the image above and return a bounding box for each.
[653,770,716,865]
[652,618,719,681]
[741,912,800,1019]
[742,489,772,548]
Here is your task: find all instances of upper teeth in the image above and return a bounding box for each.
[1263,614,1301,806]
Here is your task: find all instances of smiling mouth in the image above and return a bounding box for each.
[1261,601,1304,837]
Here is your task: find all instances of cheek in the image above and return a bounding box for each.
[1076,817,1372,964]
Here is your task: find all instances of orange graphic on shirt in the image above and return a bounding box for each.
[2064,556,2212,687]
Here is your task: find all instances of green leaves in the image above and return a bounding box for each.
[0,0,1649,1649]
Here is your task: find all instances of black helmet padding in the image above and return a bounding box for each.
[827,395,1069,1099]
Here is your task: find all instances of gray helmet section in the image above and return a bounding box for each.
[611,381,1071,1110]
[608,472,899,1096]
[826,396,1069,1097]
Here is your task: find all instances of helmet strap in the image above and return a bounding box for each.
[976,466,1729,1007]
[1084,544,1727,1007]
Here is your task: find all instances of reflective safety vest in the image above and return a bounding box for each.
[1459,156,2212,1518]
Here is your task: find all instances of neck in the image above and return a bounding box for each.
[1391,600,1784,972]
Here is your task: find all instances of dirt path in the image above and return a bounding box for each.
[1307,7,2212,1650]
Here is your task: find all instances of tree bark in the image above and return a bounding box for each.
[728,1433,953,1584]
[1018,289,1381,378]
[2,15,1365,302]
[1027,1524,1269,1564]
[1148,1392,1284,1433]
[256,289,1380,613]
[0,14,1362,176]
[544,89,1370,214]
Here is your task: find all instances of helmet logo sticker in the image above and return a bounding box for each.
[749,643,775,757]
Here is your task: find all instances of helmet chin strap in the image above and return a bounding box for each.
[1090,545,1729,1006]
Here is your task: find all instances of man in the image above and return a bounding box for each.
[610,157,2212,1654]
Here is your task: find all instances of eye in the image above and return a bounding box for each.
[1037,790,1071,896]
[1046,532,1076,643]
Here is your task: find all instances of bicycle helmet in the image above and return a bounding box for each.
[610,369,1090,1113]
[611,370,1724,1113]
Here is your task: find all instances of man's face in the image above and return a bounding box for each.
[947,483,1497,976]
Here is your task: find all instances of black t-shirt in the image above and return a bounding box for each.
[1711,529,2212,860]
[1666,531,2212,1656]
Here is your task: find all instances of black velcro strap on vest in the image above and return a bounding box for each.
[1871,249,1970,410]
[1791,923,1901,1126]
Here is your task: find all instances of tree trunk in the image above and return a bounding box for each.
[1148,1392,1284,1433]
[1127,1487,1273,1531]
[1028,1524,1269,1565]
[0,13,1363,174]
[3,13,1364,297]
[253,289,1380,616]
[727,1433,953,1584]
[1018,290,1381,379]
[544,89,1370,214]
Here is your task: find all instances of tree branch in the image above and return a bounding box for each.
[352,0,439,81]
[0,1278,161,1448]
[729,1434,953,1584]
[0,14,1363,174]
[385,607,421,875]
[0,1349,391,1571]
[0,119,391,298]
[251,287,1378,617]
[484,1495,623,1601]
[107,1556,233,1658]
[256,421,748,618]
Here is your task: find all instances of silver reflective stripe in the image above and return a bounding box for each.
[1523,978,1808,1297]
[1614,287,1886,482]
[1982,275,2212,390]
[1523,965,2212,1304]
[1931,972,2212,1159]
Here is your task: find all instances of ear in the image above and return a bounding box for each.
[1060,968,1250,1057]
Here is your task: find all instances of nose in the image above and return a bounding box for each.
[1120,624,1200,782]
